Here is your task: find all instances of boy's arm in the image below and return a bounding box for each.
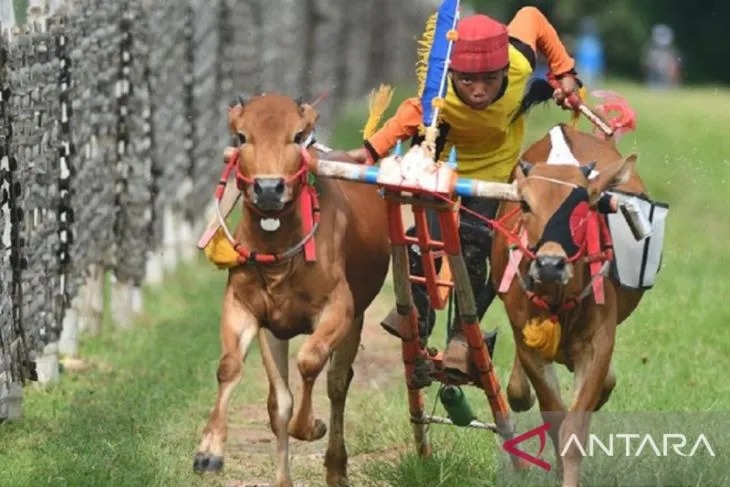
[508,6,576,77]
[363,97,423,161]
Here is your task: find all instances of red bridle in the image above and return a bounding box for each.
[214,145,320,265]
[233,148,309,217]
[492,198,614,319]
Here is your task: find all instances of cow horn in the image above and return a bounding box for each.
[229,93,249,108]
[581,161,597,179]
[519,160,534,175]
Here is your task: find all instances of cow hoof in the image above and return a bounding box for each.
[508,390,535,412]
[290,418,328,441]
[193,452,224,473]
[311,418,327,440]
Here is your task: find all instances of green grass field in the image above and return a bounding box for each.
[1,81,729,487]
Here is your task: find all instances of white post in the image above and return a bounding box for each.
[110,275,134,329]
[35,342,60,385]
[78,264,104,336]
[131,285,143,315]
[145,248,164,285]
[178,216,196,263]
[162,205,179,272]
[58,295,80,358]
[0,380,23,421]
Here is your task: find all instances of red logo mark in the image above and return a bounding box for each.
[502,422,552,472]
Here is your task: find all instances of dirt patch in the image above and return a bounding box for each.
[351,289,403,389]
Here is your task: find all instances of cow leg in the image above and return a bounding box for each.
[259,329,294,487]
[289,282,354,442]
[507,301,567,470]
[507,352,535,412]
[194,287,259,473]
[324,314,363,487]
[560,319,617,487]
[595,362,616,412]
[514,340,567,476]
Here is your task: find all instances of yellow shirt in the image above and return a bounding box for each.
[438,45,533,182]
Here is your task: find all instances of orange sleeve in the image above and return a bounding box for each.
[365,97,423,159]
[508,6,575,75]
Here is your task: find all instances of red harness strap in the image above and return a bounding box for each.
[584,211,613,304]
[299,148,318,262]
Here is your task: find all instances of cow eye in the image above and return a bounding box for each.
[520,199,532,213]
[293,130,305,144]
[237,132,247,145]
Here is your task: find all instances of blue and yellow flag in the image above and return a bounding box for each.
[417,0,461,132]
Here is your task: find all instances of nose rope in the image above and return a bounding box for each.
[236,159,308,188]
[515,254,610,318]
[525,175,579,188]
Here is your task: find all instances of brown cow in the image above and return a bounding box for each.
[491,124,649,487]
[193,93,390,487]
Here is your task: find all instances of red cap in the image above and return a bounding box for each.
[450,14,509,73]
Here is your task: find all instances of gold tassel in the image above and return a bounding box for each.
[415,12,437,98]
[361,84,395,140]
[522,317,562,360]
[203,228,240,269]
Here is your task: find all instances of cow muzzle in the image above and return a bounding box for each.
[251,176,288,212]
[530,254,573,285]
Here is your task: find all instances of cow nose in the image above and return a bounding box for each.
[535,255,568,283]
[252,177,286,209]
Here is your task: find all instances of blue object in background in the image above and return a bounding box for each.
[575,16,605,87]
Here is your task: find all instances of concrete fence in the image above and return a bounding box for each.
[0,0,432,420]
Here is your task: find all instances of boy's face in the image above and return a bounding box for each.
[451,69,507,110]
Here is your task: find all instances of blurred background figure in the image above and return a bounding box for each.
[643,23,682,89]
[574,16,605,87]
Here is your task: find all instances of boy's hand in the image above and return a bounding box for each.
[552,75,581,110]
[346,147,373,165]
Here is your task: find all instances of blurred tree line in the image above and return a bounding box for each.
[465,0,730,85]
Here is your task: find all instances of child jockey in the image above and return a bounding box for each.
[348,6,583,378]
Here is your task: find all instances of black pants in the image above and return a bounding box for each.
[406,197,500,339]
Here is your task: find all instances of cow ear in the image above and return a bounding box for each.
[227,93,250,133]
[228,104,244,134]
[229,92,249,108]
[299,102,319,129]
[588,154,636,204]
